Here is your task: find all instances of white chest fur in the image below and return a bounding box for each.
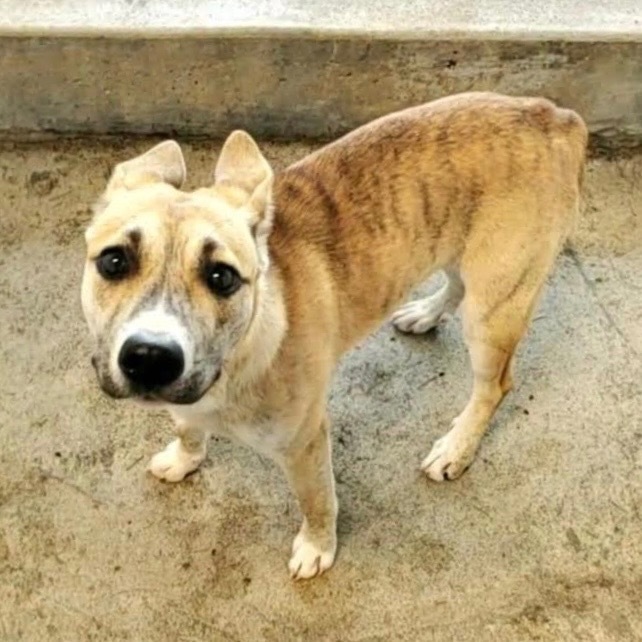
[167,394,289,460]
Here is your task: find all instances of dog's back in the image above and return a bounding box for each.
[271,92,587,349]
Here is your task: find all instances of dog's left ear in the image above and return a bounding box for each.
[214,130,274,225]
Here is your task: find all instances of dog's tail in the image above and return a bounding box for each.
[555,106,588,188]
[552,107,588,252]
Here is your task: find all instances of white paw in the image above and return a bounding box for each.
[421,427,479,482]
[288,531,336,580]
[148,439,206,482]
[392,297,446,334]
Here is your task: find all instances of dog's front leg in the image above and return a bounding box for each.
[282,415,338,580]
[148,421,209,482]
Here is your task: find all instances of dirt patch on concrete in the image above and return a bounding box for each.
[574,156,642,256]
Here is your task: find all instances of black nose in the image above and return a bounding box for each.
[118,332,184,389]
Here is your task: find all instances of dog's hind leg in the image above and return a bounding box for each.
[148,422,209,482]
[392,268,464,334]
[421,245,554,481]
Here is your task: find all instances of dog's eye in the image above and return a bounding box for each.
[205,262,242,297]
[96,247,131,281]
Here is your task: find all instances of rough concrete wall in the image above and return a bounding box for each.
[1,37,641,149]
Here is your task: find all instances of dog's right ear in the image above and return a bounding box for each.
[101,140,186,202]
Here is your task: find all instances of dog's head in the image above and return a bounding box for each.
[81,133,274,405]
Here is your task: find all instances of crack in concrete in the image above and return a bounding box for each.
[567,247,640,361]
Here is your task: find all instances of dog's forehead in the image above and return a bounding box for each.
[173,193,258,268]
[106,182,177,215]
[86,185,173,249]
[87,184,257,268]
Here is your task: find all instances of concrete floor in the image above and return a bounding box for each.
[0,139,640,641]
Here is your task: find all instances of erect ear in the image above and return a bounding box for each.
[102,140,186,200]
[214,130,273,221]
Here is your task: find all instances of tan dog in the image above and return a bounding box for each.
[81,92,587,579]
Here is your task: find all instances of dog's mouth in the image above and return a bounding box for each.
[92,357,221,406]
[134,368,221,405]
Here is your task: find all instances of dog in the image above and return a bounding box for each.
[81,92,587,579]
